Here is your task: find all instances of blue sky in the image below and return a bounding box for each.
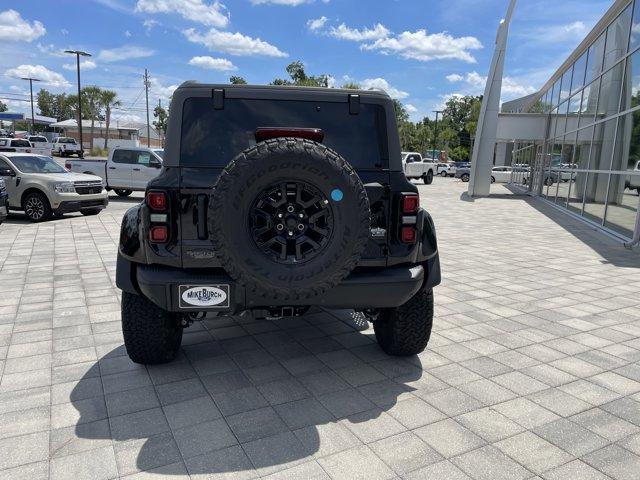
[0,0,612,124]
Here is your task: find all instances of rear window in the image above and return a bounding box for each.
[11,139,31,147]
[29,136,47,142]
[57,137,76,144]
[180,98,388,169]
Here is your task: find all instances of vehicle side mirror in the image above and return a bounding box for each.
[0,168,15,177]
[149,159,161,168]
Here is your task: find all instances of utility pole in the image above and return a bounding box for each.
[65,50,92,154]
[144,69,150,148]
[432,110,443,160]
[20,77,41,133]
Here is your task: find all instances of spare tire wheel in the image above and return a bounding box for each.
[209,137,371,301]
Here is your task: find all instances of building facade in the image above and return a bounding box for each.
[504,0,640,242]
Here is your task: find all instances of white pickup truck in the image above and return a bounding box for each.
[27,135,53,156]
[626,160,640,193]
[52,137,83,157]
[0,137,49,155]
[65,146,164,197]
[401,151,438,184]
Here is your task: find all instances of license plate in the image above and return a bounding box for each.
[179,285,230,309]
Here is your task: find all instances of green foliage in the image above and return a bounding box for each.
[271,61,329,87]
[37,90,75,120]
[0,100,7,113]
[229,76,247,85]
[153,105,168,135]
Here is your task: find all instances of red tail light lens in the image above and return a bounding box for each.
[149,226,168,243]
[255,127,324,143]
[401,226,417,243]
[402,194,419,214]
[146,191,167,211]
[64,162,71,171]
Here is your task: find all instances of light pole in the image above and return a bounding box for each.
[20,77,41,133]
[432,110,443,160]
[64,50,91,154]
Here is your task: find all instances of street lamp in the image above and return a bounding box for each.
[432,110,443,160]
[64,50,91,154]
[20,77,41,133]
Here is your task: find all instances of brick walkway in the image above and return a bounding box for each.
[0,178,639,479]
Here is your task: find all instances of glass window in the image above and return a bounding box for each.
[591,118,618,170]
[583,172,610,225]
[552,79,561,106]
[586,33,606,83]
[180,98,388,169]
[622,48,640,111]
[575,126,594,169]
[614,110,640,172]
[597,63,624,120]
[568,170,589,215]
[604,173,638,237]
[572,52,588,93]
[112,150,137,164]
[604,5,633,69]
[560,68,573,102]
[568,91,582,122]
[8,156,66,173]
[556,101,568,134]
[630,0,640,51]
[579,79,599,128]
[137,152,151,166]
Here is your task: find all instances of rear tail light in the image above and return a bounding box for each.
[255,127,324,143]
[146,191,167,211]
[401,226,417,243]
[401,193,419,214]
[64,162,71,171]
[149,226,168,243]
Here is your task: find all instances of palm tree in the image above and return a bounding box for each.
[100,90,120,150]
[82,86,102,151]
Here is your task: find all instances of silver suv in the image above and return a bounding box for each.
[0,153,108,222]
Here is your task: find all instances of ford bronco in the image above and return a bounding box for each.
[116,83,441,364]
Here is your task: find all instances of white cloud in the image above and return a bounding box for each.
[307,16,328,31]
[251,0,314,4]
[125,30,132,38]
[143,19,160,32]
[519,21,589,44]
[97,45,156,62]
[442,71,537,103]
[5,65,71,88]
[330,23,390,41]
[61,28,69,36]
[0,10,46,42]
[405,104,417,113]
[188,55,237,71]
[360,77,409,99]
[148,77,178,101]
[363,30,483,63]
[184,28,288,57]
[135,0,229,28]
[446,73,463,82]
[62,60,97,71]
[37,43,67,58]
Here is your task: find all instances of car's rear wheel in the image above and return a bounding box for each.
[424,170,434,184]
[22,192,51,222]
[491,176,496,184]
[373,287,434,356]
[461,173,470,182]
[122,292,182,364]
[114,189,132,197]
[440,170,447,177]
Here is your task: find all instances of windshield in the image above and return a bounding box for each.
[29,136,47,142]
[57,137,76,144]
[153,149,164,159]
[9,156,67,174]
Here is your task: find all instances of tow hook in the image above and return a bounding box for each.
[179,312,206,328]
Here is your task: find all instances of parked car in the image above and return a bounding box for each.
[116,83,441,364]
[65,146,164,197]
[401,151,438,184]
[455,164,471,182]
[625,160,640,194]
[0,137,49,155]
[52,137,83,158]
[0,177,7,225]
[437,163,456,177]
[491,166,514,183]
[522,170,558,186]
[27,135,53,156]
[0,153,108,222]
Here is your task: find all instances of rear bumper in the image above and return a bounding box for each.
[117,254,437,313]
[0,193,8,221]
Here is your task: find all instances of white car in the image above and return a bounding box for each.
[27,135,53,156]
[65,146,164,197]
[626,160,640,193]
[52,137,83,157]
[436,163,456,177]
[401,152,437,184]
[491,166,514,183]
[0,137,49,156]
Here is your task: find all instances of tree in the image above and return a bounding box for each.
[37,89,74,120]
[442,95,482,149]
[271,61,329,87]
[153,104,169,146]
[100,89,120,149]
[0,100,7,112]
[341,82,360,90]
[229,76,247,85]
[82,86,103,151]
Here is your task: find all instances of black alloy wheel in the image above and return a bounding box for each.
[250,181,334,264]
[23,192,51,222]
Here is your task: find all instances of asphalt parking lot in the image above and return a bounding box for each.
[1,178,639,479]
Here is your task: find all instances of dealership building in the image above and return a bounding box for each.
[488,0,640,243]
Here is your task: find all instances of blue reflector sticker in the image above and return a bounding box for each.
[331,189,343,202]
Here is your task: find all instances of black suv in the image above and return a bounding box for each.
[116,83,441,364]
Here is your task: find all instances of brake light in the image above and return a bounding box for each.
[401,226,417,243]
[401,194,419,214]
[64,162,71,171]
[149,226,168,243]
[255,127,324,143]
[146,191,167,211]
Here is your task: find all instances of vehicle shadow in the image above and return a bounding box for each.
[107,194,144,203]
[70,311,428,476]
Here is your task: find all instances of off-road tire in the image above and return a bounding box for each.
[22,191,52,222]
[209,137,370,302]
[81,209,101,216]
[115,189,132,197]
[121,291,182,364]
[374,287,434,356]
[424,170,434,184]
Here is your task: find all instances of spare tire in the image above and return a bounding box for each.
[209,137,370,301]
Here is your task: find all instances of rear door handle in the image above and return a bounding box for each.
[133,168,140,171]
[108,167,116,170]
